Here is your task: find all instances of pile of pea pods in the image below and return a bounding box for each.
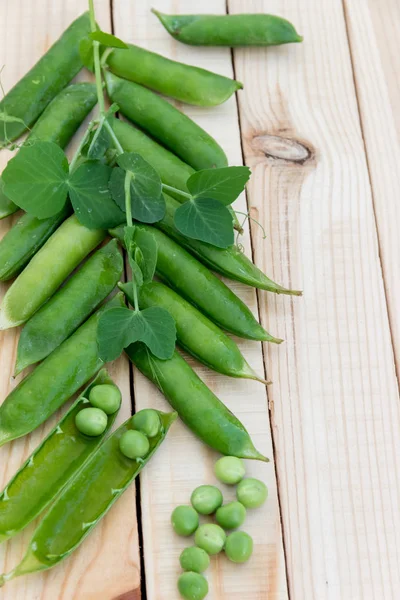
[0,5,302,592]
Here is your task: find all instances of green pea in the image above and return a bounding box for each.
[89,384,122,415]
[119,430,150,460]
[131,409,161,438]
[194,524,226,555]
[179,547,210,574]
[224,531,253,563]
[178,572,208,600]
[191,485,223,515]
[236,478,268,509]
[214,456,245,485]
[171,506,199,537]
[75,408,108,437]
[215,502,246,530]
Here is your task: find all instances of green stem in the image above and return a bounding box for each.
[161,183,192,200]
[104,119,124,155]
[88,0,105,116]
[234,210,267,239]
[132,282,139,313]
[69,120,96,172]
[124,171,133,227]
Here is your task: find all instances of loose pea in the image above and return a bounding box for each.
[171,506,199,537]
[194,523,226,555]
[236,478,268,509]
[215,502,246,530]
[131,409,161,438]
[119,430,150,460]
[224,531,253,563]
[191,485,223,515]
[75,408,108,437]
[214,456,245,485]
[178,572,208,600]
[179,547,210,574]
[89,384,122,415]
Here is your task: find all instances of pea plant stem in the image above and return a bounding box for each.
[124,172,133,227]
[69,121,96,172]
[161,183,192,200]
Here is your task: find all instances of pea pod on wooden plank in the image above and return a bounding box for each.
[105,71,228,171]
[0,12,91,143]
[120,281,269,382]
[152,10,303,47]
[157,194,302,295]
[0,410,176,586]
[0,293,124,447]
[0,82,98,220]
[106,43,242,106]
[0,370,119,544]
[127,343,267,461]
[15,240,123,374]
[111,225,278,342]
[0,215,105,329]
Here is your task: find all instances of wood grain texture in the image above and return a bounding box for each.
[229,0,400,598]
[0,2,140,599]
[112,1,288,599]
[343,0,400,376]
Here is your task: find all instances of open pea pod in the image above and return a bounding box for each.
[0,411,176,586]
[0,370,120,544]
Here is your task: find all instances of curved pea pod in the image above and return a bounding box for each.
[158,194,302,295]
[120,281,268,382]
[0,293,124,447]
[110,225,278,342]
[0,215,105,329]
[0,12,91,143]
[105,71,228,171]
[0,411,176,586]
[127,343,267,461]
[15,240,123,374]
[0,370,119,544]
[107,43,242,106]
[152,10,303,47]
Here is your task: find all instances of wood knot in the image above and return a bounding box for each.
[251,134,314,165]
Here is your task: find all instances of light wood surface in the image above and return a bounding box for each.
[0,1,399,599]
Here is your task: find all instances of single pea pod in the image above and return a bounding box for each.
[158,194,302,295]
[110,225,278,342]
[152,10,303,47]
[105,71,227,171]
[127,343,268,461]
[15,240,123,374]
[0,82,97,220]
[0,12,91,143]
[0,410,176,586]
[0,293,124,447]
[106,43,242,106]
[119,281,268,382]
[0,215,105,329]
[0,370,119,544]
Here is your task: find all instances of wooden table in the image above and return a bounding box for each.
[0,1,399,598]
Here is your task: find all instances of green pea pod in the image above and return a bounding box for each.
[0,82,97,220]
[157,194,302,295]
[152,10,303,47]
[0,12,91,143]
[127,343,267,461]
[0,411,176,586]
[105,71,227,171]
[0,293,124,447]
[110,225,277,342]
[120,281,269,381]
[0,215,105,329]
[15,240,123,374]
[107,43,242,106]
[0,370,119,544]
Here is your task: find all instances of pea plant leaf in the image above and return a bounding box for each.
[124,226,144,288]
[132,228,158,283]
[174,197,234,248]
[109,152,165,223]
[79,37,97,71]
[2,141,69,218]
[139,307,176,359]
[186,166,251,206]
[68,161,125,229]
[89,31,128,49]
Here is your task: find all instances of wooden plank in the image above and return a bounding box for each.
[343,0,400,376]
[0,3,141,599]
[112,1,288,599]
[229,0,400,598]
